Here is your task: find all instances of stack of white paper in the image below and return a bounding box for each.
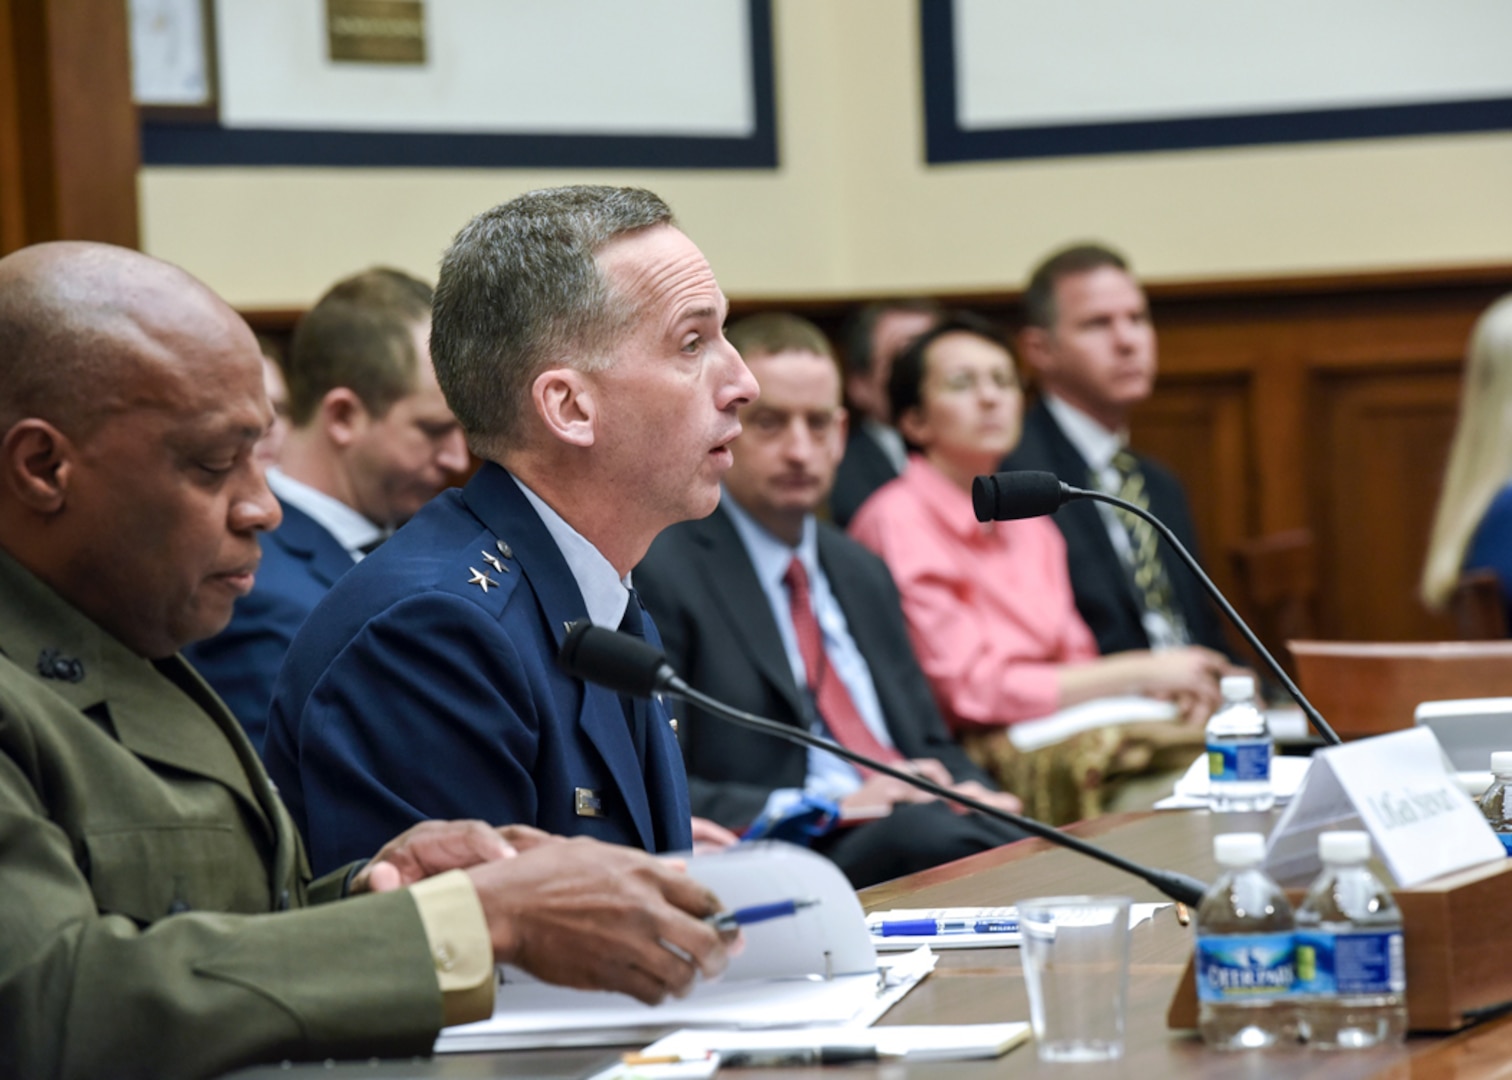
[1155,753,1312,810]
[434,842,931,1054]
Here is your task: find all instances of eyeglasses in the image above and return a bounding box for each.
[744,408,842,440]
[931,368,1019,395]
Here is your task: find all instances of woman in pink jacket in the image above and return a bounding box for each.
[849,314,1232,822]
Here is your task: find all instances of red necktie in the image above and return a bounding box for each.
[783,557,903,771]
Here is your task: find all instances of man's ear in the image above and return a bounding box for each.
[895,405,930,451]
[844,370,877,418]
[1,419,73,514]
[532,366,595,449]
[320,388,370,449]
[1017,326,1056,378]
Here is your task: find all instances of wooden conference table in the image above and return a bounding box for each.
[227,808,1512,1080]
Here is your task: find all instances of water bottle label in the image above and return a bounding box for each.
[1207,738,1272,784]
[1195,932,1296,1003]
[1295,929,1405,995]
[1497,831,1512,856]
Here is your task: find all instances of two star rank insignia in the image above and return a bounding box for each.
[467,540,514,593]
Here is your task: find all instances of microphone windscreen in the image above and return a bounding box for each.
[972,470,1066,522]
[557,622,666,697]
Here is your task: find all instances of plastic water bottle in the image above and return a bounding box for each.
[1195,832,1297,1049]
[1478,752,1512,855]
[1294,831,1408,1048]
[1205,675,1274,812]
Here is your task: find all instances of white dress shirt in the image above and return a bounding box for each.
[265,468,381,562]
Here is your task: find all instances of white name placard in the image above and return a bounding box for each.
[1264,727,1504,887]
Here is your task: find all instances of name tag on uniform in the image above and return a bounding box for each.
[574,787,604,818]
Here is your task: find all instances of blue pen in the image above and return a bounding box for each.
[706,896,820,932]
[876,917,1018,936]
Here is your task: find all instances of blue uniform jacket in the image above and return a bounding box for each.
[263,463,692,875]
[183,500,354,750]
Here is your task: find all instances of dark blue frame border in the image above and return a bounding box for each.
[143,0,776,169]
[921,0,1512,163]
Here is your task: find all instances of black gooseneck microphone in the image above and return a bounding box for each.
[971,469,1341,747]
[559,622,1211,906]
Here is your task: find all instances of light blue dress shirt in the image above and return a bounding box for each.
[721,494,901,820]
[513,476,631,629]
[266,467,382,562]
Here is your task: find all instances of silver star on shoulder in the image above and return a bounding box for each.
[467,567,500,593]
[481,550,508,574]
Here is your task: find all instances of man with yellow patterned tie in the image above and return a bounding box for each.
[1004,243,1234,661]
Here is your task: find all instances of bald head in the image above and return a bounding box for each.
[0,242,255,438]
[0,242,281,658]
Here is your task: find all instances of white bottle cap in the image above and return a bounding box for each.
[1220,675,1256,701]
[1213,832,1266,867]
[1491,751,1512,775]
[1318,830,1371,863]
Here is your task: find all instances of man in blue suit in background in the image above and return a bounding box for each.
[264,186,758,875]
[185,269,468,748]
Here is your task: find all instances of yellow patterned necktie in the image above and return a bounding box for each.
[1105,450,1189,643]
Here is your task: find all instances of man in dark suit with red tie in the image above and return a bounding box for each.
[637,313,1025,888]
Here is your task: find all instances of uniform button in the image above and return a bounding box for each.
[434,943,457,972]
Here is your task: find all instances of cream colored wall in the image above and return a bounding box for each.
[139,0,1512,309]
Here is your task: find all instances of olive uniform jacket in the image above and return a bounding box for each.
[0,547,448,1080]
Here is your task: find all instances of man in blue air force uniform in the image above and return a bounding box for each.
[265,186,759,874]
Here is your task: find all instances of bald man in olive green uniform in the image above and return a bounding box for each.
[0,241,730,1080]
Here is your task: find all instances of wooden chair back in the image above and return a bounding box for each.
[1446,569,1508,640]
[1229,529,1318,674]
[1288,639,1512,739]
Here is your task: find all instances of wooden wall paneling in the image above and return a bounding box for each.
[1129,374,1253,605]
[1309,366,1463,642]
[1142,273,1512,645]
[0,0,24,252]
[1145,304,1312,538]
[46,0,139,246]
[2,0,62,251]
[0,0,139,254]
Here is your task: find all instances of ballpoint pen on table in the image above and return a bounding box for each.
[721,1046,890,1068]
[704,896,821,932]
[874,916,1018,936]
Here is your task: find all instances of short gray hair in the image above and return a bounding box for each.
[431,185,675,455]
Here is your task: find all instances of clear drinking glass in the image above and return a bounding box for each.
[1018,895,1133,1062]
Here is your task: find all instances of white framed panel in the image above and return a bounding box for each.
[925,0,1512,162]
[142,0,775,168]
[216,0,754,137]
